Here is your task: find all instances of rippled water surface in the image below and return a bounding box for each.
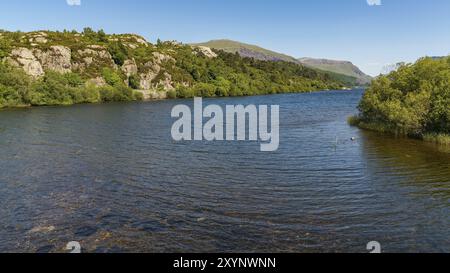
[0,90,449,253]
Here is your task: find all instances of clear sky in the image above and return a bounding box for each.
[1,0,449,76]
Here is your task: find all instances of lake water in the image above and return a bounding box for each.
[0,89,449,253]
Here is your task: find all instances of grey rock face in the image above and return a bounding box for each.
[192,46,218,58]
[7,47,44,77]
[34,46,72,74]
[121,59,138,77]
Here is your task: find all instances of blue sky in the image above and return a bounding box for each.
[1,0,449,76]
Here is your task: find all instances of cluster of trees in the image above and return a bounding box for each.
[0,63,142,108]
[167,46,343,99]
[351,56,450,144]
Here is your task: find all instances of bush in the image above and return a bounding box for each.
[108,41,129,66]
[29,71,76,106]
[354,56,450,143]
[98,85,116,102]
[175,85,194,98]
[0,63,30,107]
[128,74,141,89]
[167,89,177,99]
[193,83,216,97]
[133,90,144,101]
[102,68,125,87]
[0,38,11,59]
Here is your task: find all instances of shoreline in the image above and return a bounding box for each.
[348,116,450,146]
[0,87,360,111]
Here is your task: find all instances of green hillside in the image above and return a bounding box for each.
[194,39,371,86]
[298,58,372,85]
[0,29,347,108]
[192,39,299,63]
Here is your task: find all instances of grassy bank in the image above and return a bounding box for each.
[348,116,450,145]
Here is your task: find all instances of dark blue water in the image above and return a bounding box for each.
[0,90,449,253]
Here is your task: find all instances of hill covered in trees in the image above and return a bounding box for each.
[350,56,450,145]
[193,39,371,86]
[0,29,348,108]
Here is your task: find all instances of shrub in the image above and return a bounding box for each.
[193,83,216,97]
[175,85,194,98]
[133,90,144,101]
[98,85,116,102]
[128,74,141,89]
[108,41,129,66]
[354,56,450,144]
[0,63,30,107]
[102,68,125,87]
[28,71,76,106]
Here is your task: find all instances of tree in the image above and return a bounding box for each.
[108,41,129,66]
[97,29,108,43]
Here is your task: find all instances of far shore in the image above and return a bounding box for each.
[0,87,361,110]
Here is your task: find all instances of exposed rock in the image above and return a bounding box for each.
[158,72,174,90]
[87,45,105,50]
[121,59,138,77]
[138,60,161,90]
[134,37,148,46]
[152,52,175,64]
[139,70,174,91]
[139,72,158,90]
[83,57,93,66]
[194,46,218,58]
[124,43,139,49]
[30,36,48,44]
[137,89,168,100]
[144,60,162,73]
[28,32,48,44]
[126,34,148,46]
[34,46,72,73]
[7,47,44,77]
[77,45,113,62]
[74,45,115,71]
[86,77,107,87]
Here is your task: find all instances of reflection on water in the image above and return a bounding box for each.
[0,90,448,253]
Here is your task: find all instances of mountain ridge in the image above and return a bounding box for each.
[194,39,372,86]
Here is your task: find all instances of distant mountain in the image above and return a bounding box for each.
[192,39,299,63]
[194,39,372,86]
[298,58,372,85]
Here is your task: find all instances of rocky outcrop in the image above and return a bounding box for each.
[7,46,72,76]
[158,72,174,90]
[73,45,116,72]
[137,89,168,100]
[28,32,48,45]
[34,46,72,74]
[7,48,44,77]
[121,59,138,77]
[86,77,107,87]
[138,52,175,90]
[193,46,218,58]
[3,33,177,93]
[152,52,175,64]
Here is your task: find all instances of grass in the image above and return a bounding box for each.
[348,115,450,146]
[347,116,397,134]
[423,133,450,145]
